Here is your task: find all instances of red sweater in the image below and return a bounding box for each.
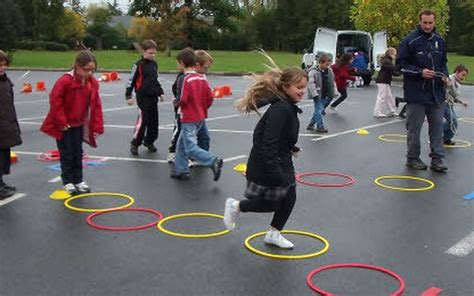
[41,71,104,147]
[331,64,356,91]
[179,73,214,123]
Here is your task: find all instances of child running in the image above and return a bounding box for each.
[443,64,469,145]
[223,67,308,249]
[306,54,336,133]
[0,50,22,199]
[126,40,165,155]
[373,47,398,117]
[326,53,356,112]
[41,51,104,195]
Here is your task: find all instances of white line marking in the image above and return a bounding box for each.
[15,99,48,105]
[48,176,62,183]
[312,119,403,142]
[446,231,474,257]
[223,155,247,162]
[14,151,169,164]
[17,71,31,81]
[0,193,27,207]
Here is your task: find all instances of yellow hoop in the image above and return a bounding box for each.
[244,230,329,260]
[374,175,435,192]
[444,140,472,148]
[459,117,474,124]
[157,212,230,238]
[64,192,135,212]
[378,134,407,143]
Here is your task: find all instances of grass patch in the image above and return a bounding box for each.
[10,50,474,82]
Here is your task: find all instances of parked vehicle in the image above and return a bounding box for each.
[302,28,387,85]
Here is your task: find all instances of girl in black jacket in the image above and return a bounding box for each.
[0,51,22,199]
[373,47,398,117]
[223,67,308,249]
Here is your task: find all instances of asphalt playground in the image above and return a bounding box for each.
[0,70,473,296]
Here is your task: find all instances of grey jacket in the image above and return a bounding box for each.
[445,74,462,106]
[307,66,336,99]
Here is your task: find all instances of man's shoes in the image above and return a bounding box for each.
[406,158,428,170]
[444,140,456,146]
[144,143,157,153]
[130,144,138,155]
[306,124,315,131]
[430,158,448,172]
[64,183,78,196]
[211,158,224,181]
[75,182,91,194]
[0,186,15,200]
[315,127,328,133]
[170,171,190,180]
[167,152,176,163]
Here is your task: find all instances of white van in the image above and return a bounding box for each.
[302,27,387,85]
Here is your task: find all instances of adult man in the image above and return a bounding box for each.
[397,9,449,172]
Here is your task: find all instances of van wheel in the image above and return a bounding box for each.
[362,75,372,86]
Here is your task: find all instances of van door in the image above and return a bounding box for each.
[372,31,387,70]
[313,27,338,64]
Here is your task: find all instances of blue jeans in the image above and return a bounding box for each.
[174,121,217,174]
[443,105,458,142]
[309,97,328,128]
[197,121,210,151]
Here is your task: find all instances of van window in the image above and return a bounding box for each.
[336,33,371,59]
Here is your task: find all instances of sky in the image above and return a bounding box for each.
[77,0,132,13]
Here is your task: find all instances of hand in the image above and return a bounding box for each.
[62,125,70,131]
[160,94,165,102]
[422,69,435,79]
[461,100,468,108]
[292,149,301,158]
[172,98,180,108]
[442,77,449,86]
[126,98,134,105]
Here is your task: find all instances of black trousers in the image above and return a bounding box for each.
[131,98,159,147]
[168,108,182,153]
[330,88,348,108]
[56,127,83,185]
[239,185,296,231]
[0,148,11,176]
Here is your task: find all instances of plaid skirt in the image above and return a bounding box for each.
[244,181,294,201]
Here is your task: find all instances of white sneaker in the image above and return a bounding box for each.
[373,113,388,118]
[188,159,200,167]
[64,183,77,195]
[75,182,91,194]
[167,153,175,163]
[264,230,294,249]
[223,198,240,231]
[329,106,338,112]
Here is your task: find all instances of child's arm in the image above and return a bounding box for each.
[307,68,320,99]
[125,63,138,104]
[49,80,69,131]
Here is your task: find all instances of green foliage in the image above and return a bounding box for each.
[448,0,474,55]
[85,4,114,50]
[58,9,86,46]
[15,41,69,51]
[0,0,25,52]
[350,0,449,47]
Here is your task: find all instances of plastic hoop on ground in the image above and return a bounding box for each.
[306,263,406,296]
[296,172,356,187]
[87,208,163,231]
[64,192,135,213]
[244,230,329,260]
[157,212,230,238]
[378,134,407,143]
[374,175,434,192]
[444,140,471,148]
[458,117,474,124]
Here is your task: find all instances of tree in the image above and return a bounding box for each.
[58,8,86,46]
[0,0,25,55]
[448,0,474,55]
[350,0,449,47]
[86,4,114,50]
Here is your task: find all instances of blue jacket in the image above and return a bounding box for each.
[396,26,448,104]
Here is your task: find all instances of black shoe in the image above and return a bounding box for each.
[130,144,139,155]
[395,97,402,108]
[315,127,328,133]
[211,158,224,181]
[430,159,448,172]
[406,158,428,170]
[444,140,456,146]
[306,124,315,131]
[321,109,326,116]
[170,171,190,180]
[144,143,157,153]
[0,187,15,199]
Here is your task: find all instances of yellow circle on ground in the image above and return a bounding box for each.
[64,192,135,212]
[374,175,435,192]
[444,140,472,148]
[459,117,474,124]
[244,230,330,260]
[378,134,407,143]
[157,212,230,238]
[50,189,71,200]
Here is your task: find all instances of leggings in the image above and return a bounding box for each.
[239,186,296,231]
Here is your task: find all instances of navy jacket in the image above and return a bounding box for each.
[125,58,164,99]
[396,26,448,104]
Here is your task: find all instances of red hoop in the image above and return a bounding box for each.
[306,263,406,296]
[37,150,89,162]
[86,208,164,231]
[296,172,356,187]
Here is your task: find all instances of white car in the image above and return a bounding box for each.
[302,27,387,85]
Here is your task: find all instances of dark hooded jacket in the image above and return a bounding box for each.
[0,74,22,149]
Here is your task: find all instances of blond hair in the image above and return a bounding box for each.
[195,50,213,65]
[236,67,308,114]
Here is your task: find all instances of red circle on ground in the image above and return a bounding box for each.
[306,263,406,296]
[87,208,164,231]
[296,172,356,187]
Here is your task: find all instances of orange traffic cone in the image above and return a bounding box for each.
[36,81,46,91]
[213,87,224,98]
[222,85,232,96]
[10,152,18,164]
[110,71,121,81]
[100,73,111,82]
[21,83,33,93]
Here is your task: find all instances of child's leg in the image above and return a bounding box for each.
[131,105,147,147]
[443,105,456,142]
[239,199,278,213]
[144,102,159,146]
[269,186,296,231]
[0,148,11,185]
[168,110,181,153]
[308,99,318,128]
[315,98,326,129]
[330,89,347,108]
[71,127,84,185]
[174,124,192,175]
[197,120,210,151]
[57,130,76,185]
[184,122,216,167]
[385,85,397,114]
[373,83,388,116]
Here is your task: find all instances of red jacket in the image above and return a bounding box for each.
[179,73,214,123]
[40,71,104,147]
[331,64,356,91]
